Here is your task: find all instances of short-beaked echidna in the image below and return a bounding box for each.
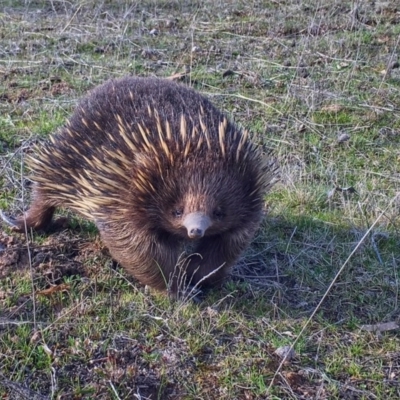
[4,77,277,296]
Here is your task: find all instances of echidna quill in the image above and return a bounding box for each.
[2,77,278,297]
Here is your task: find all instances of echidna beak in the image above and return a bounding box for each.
[183,212,211,239]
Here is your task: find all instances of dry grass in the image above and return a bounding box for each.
[1,0,400,399]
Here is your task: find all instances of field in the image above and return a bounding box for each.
[1,1,400,399]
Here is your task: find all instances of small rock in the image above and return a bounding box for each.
[337,132,350,143]
[165,19,176,28]
[275,345,296,361]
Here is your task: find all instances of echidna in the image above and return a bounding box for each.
[3,77,277,296]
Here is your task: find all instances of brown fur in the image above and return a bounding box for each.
[9,77,277,296]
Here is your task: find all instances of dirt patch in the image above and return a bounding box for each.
[0,78,72,103]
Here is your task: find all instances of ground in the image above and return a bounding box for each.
[1,1,400,399]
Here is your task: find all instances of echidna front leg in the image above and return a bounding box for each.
[97,221,183,293]
[185,232,254,291]
[1,186,56,233]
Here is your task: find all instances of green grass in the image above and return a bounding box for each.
[1,0,400,399]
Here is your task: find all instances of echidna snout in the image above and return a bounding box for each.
[183,212,211,239]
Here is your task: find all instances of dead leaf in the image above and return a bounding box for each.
[360,321,399,333]
[166,72,190,81]
[0,250,19,267]
[36,283,70,296]
[321,104,343,112]
[282,371,305,388]
[30,330,41,343]
[42,343,53,356]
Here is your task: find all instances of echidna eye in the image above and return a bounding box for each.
[172,209,183,218]
[213,209,225,220]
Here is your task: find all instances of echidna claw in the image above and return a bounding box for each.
[0,210,19,229]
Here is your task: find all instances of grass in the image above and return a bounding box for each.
[1,0,400,399]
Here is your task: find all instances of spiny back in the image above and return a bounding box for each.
[29,77,273,219]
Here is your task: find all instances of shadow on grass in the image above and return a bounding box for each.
[1,211,398,326]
